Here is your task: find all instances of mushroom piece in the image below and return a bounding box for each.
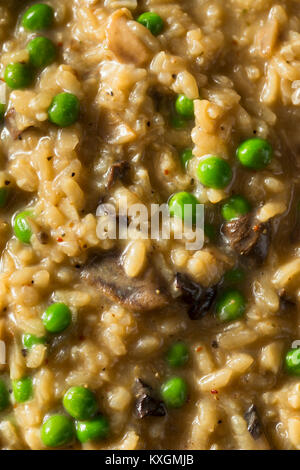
[81,253,169,312]
[244,404,271,449]
[278,288,296,312]
[106,161,130,190]
[135,379,166,419]
[106,9,150,66]
[222,214,270,265]
[175,272,217,320]
[244,403,271,448]
[244,404,262,440]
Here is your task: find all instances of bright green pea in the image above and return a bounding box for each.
[4,63,33,90]
[22,4,54,31]
[221,195,251,221]
[0,104,5,122]
[197,156,232,189]
[13,210,34,244]
[13,377,32,403]
[166,342,189,368]
[75,415,109,443]
[63,386,98,420]
[236,138,273,170]
[41,415,74,448]
[27,36,56,69]
[204,222,216,241]
[42,302,72,334]
[137,12,164,36]
[0,379,9,412]
[224,268,245,283]
[180,148,193,169]
[216,289,246,322]
[175,94,194,119]
[161,377,188,408]
[48,92,80,127]
[0,188,9,208]
[285,348,300,376]
[168,191,199,225]
[22,333,46,349]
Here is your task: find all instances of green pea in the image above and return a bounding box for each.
[41,415,74,448]
[22,3,54,31]
[4,63,33,90]
[166,342,189,368]
[137,12,164,36]
[175,94,194,119]
[224,268,245,283]
[13,377,33,403]
[236,138,273,170]
[13,210,34,244]
[285,348,300,376]
[42,302,72,334]
[75,415,109,443]
[168,191,199,224]
[221,195,251,221]
[0,188,9,208]
[170,114,188,129]
[22,333,46,349]
[180,148,193,169]
[27,36,56,69]
[204,222,216,241]
[48,92,80,127]
[197,156,232,189]
[63,386,98,420]
[0,103,5,122]
[0,379,9,412]
[161,377,188,408]
[216,289,246,322]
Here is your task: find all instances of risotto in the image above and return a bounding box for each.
[0,0,300,451]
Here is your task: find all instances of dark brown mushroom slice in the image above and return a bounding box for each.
[244,404,262,440]
[135,379,166,419]
[222,214,271,265]
[175,272,217,320]
[81,253,169,312]
[106,161,130,190]
[278,288,296,312]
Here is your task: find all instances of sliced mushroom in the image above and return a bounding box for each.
[81,253,169,312]
[222,214,270,265]
[106,9,150,66]
[175,272,217,320]
[106,161,130,190]
[135,379,166,419]
[244,404,262,440]
[278,288,296,312]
